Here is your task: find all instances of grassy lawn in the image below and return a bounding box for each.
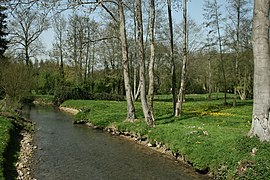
[61,94,270,179]
[0,116,14,179]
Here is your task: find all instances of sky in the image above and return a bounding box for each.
[40,0,249,53]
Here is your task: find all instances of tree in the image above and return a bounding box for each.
[175,0,187,117]
[8,3,49,66]
[203,0,227,105]
[167,0,177,115]
[118,0,136,121]
[147,0,155,120]
[248,0,270,141]
[52,14,67,82]
[0,5,8,58]
[137,0,154,126]
[0,60,33,109]
[226,0,252,104]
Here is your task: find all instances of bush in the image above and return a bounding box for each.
[88,93,124,101]
[53,86,124,106]
[53,86,88,105]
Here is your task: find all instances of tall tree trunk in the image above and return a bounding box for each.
[208,54,212,100]
[78,27,83,84]
[137,0,154,127]
[132,1,138,100]
[215,0,227,105]
[59,42,64,82]
[233,0,241,107]
[147,0,155,119]
[89,43,95,93]
[118,0,136,121]
[167,0,177,115]
[248,0,270,141]
[175,0,187,117]
[72,21,78,85]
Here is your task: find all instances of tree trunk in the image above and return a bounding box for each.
[25,45,30,66]
[118,0,136,121]
[147,0,155,119]
[175,0,187,117]
[137,0,154,127]
[132,2,138,101]
[215,9,227,105]
[233,0,241,107]
[208,54,212,100]
[59,42,64,82]
[167,0,177,115]
[248,0,270,141]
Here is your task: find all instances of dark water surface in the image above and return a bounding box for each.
[27,105,206,180]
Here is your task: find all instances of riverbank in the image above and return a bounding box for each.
[60,97,270,179]
[0,113,34,179]
[16,130,35,179]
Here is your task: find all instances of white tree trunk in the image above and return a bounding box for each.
[249,0,270,141]
[175,0,187,117]
[147,0,155,120]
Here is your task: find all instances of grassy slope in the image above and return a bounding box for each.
[0,116,14,179]
[62,94,270,179]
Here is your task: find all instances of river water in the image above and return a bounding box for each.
[26,105,206,180]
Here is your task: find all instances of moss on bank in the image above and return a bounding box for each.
[61,96,270,179]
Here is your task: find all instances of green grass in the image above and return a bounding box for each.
[0,116,14,179]
[62,94,270,179]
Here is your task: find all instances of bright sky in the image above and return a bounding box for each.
[40,0,252,53]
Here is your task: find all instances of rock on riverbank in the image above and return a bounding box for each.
[16,131,35,180]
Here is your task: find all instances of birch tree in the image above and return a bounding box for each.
[248,0,270,141]
[147,0,155,120]
[175,0,187,117]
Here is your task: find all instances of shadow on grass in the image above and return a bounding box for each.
[155,115,175,124]
[3,123,22,180]
[155,113,197,125]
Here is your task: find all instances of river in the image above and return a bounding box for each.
[26,105,206,180]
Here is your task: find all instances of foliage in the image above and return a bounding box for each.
[53,86,90,105]
[34,60,61,95]
[0,60,34,109]
[54,85,124,106]
[61,95,270,179]
[0,116,14,179]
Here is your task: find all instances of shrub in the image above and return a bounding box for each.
[53,86,124,106]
